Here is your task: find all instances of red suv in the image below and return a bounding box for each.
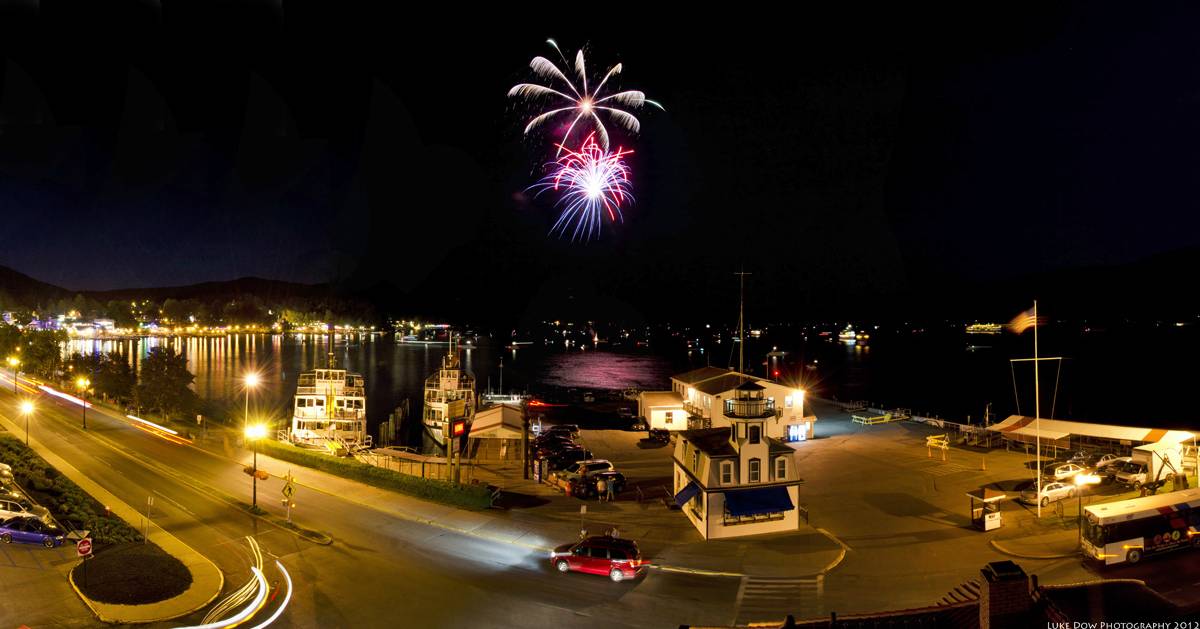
[550,535,645,582]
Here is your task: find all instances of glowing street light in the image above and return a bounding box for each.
[1075,472,1103,547]
[19,400,33,446]
[243,372,261,430]
[76,377,91,430]
[245,423,268,508]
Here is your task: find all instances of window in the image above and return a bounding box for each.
[785,395,793,409]
[749,459,761,483]
[749,425,761,444]
[738,424,747,439]
[588,547,609,559]
[692,449,701,472]
[775,457,787,480]
[721,461,733,484]
[664,411,673,425]
[610,548,628,560]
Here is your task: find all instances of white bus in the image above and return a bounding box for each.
[1082,488,1200,566]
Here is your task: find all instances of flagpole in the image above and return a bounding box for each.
[1034,299,1041,518]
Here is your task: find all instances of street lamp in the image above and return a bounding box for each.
[76,377,90,430]
[243,372,261,430]
[20,400,34,446]
[1075,473,1102,547]
[6,356,18,393]
[245,423,268,508]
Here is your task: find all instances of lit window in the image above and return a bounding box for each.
[749,459,761,483]
[665,411,673,424]
[775,457,787,480]
[721,461,733,484]
[785,395,793,408]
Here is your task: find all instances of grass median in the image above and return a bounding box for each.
[257,439,495,511]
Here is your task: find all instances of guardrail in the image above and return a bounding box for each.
[852,412,895,425]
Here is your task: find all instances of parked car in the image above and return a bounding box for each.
[588,470,626,496]
[647,429,671,444]
[0,497,46,521]
[533,432,575,447]
[534,440,581,459]
[547,448,594,471]
[1115,462,1151,489]
[1042,462,1085,482]
[0,517,64,548]
[1097,456,1133,482]
[544,424,581,439]
[550,535,645,582]
[1084,453,1123,469]
[0,481,23,501]
[558,460,615,484]
[1019,481,1076,507]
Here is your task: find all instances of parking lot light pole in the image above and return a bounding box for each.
[1075,473,1102,547]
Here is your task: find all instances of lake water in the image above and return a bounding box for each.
[66,322,1198,446]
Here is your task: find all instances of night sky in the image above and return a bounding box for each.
[0,3,1197,322]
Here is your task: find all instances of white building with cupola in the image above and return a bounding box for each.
[672,380,804,539]
[640,366,816,442]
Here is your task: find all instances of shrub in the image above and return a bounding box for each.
[257,439,494,510]
[0,434,143,546]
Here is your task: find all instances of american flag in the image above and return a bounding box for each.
[1007,308,1046,334]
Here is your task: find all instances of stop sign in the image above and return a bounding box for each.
[77,538,92,557]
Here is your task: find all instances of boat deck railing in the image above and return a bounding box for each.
[296,385,365,396]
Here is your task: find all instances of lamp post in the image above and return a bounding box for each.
[1075,473,1102,547]
[243,373,260,430]
[20,400,33,446]
[6,356,18,393]
[245,423,267,508]
[76,377,90,430]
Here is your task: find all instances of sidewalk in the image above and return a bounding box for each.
[0,412,224,624]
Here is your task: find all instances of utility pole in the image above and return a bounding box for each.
[734,269,751,374]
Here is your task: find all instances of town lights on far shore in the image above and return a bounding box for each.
[244,423,268,440]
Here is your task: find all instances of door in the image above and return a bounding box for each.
[582,546,610,574]
[568,545,590,571]
[9,519,38,544]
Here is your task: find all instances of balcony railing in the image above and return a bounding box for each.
[724,398,776,418]
[683,401,707,418]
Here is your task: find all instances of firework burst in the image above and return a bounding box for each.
[509,39,662,154]
[530,132,634,241]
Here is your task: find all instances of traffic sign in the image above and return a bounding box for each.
[76,538,92,557]
[282,483,295,499]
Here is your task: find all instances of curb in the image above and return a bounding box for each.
[815,527,849,574]
[989,538,1078,560]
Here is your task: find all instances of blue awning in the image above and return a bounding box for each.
[723,486,794,517]
[674,481,702,507]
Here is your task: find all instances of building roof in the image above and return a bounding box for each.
[672,366,731,385]
[735,380,765,391]
[680,428,737,457]
[694,373,759,395]
[767,438,793,456]
[989,416,1194,445]
[639,390,684,408]
[469,404,524,439]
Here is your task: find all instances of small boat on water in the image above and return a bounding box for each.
[422,338,476,447]
[838,326,857,342]
[966,323,1004,335]
[285,353,371,452]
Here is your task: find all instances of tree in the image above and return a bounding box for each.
[65,352,103,384]
[0,325,20,359]
[22,330,66,379]
[136,347,199,421]
[94,352,135,402]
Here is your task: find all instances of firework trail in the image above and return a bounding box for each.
[509,39,663,154]
[529,132,634,241]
